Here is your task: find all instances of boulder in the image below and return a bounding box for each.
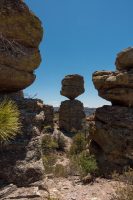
[60,74,85,100]
[59,100,85,132]
[0,0,43,93]
[115,47,133,71]
[89,105,133,169]
[93,70,133,106]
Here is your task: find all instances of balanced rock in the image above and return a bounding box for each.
[59,100,85,132]
[60,74,85,100]
[0,0,43,92]
[89,105,133,169]
[93,70,133,106]
[115,47,133,71]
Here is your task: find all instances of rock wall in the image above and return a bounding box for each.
[89,47,133,171]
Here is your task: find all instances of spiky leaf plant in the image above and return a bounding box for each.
[0,99,21,142]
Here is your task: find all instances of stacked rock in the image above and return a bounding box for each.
[0,0,43,93]
[89,47,133,170]
[59,74,85,132]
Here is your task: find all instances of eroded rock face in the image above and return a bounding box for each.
[0,97,53,187]
[93,70,133,106]
[89,106,133,168]
[59,100,85,132]
[115,47,133,71]
[60,74,85,100]
[0,0,43,92]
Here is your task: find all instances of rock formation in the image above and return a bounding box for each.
[0,0,53,187]
[59,75,85,132]
[89,47,133,170]
[0,0,43,92]
[61,74,85,100]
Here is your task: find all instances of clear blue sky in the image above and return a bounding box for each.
[25,0,133,107]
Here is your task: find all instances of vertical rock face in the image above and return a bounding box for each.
[0,0,43,92]
[59,74,85,132]
[89,47,133,170]
[59,100,85,132]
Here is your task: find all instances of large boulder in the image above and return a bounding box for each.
[60,74,85,100]
[93,70,133,106]
[89,105,133,169]
[115,47,133,71]
[59,100,85,132]
[0,0,43,93]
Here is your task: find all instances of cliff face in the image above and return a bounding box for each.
[89,48,133,171]
[0,0,43,92]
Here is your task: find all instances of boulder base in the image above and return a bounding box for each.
[59,100,85,132]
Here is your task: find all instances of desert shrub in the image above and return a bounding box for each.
[41,134,58,154]
[69,152,98,177]
[42,153,57,174]
[69,132,87,155]
[56,134,66,151]
[0,99,21,142]
[111,168,133,200]
[54,164,68,178]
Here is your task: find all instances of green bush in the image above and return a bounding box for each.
[69,132,87,155]
[41,134,58,154]
[0,99,21,142]
[70,152,98,177]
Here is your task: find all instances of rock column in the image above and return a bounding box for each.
[59,74,85,132]
[89,47,133,170]
[0,0,53,186]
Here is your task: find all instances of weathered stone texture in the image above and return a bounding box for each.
[93,70,133,106]
[89,106,133,168]
[115,47,133,71]
[0,0,43,92]
[60,74,85,100]
[59,100,85,132]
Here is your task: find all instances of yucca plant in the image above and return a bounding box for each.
[0,98,21,142]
